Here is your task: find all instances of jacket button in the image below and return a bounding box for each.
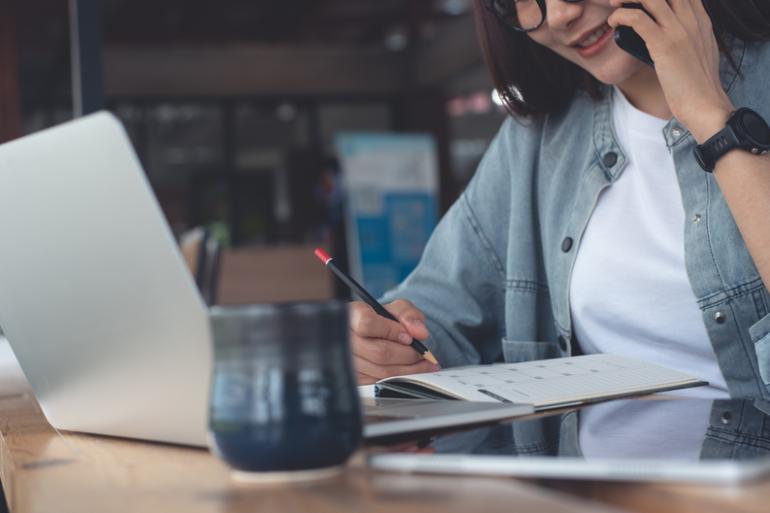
[558,336,569,352]
[714,311,727,324]
[720,411,732,424]
[561,237,574,252]
[603,152,618,168]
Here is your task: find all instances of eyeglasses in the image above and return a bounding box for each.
[484,0,585,33]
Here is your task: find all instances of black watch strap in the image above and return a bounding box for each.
[694,121,740,172]
[694,107,770,172]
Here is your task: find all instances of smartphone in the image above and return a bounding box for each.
[614,3,654,66]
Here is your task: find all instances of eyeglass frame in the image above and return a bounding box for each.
[483,0,585,33]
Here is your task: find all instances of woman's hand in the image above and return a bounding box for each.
[608,0,735,142]
[349,299,440,385]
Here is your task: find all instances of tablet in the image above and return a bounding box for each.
[368,398,770,483]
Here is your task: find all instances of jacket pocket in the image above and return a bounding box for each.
[501,338,560,364]
[751,313,770,385]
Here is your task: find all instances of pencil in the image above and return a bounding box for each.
[314,248,439,366]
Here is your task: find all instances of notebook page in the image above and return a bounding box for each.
[385,354,704,407]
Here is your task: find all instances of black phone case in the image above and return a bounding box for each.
[614,3,654,67]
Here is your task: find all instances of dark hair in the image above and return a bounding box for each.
[474,1,770,118]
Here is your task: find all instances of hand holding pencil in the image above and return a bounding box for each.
[314,248,440,385]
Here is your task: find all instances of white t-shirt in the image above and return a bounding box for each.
[569,87,729,399]
[578,399,712,460]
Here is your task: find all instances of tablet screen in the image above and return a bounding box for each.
[369,398,770,483]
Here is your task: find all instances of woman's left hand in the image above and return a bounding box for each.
[607,0,735,142]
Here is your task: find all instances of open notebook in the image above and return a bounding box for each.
[375,354,708,410]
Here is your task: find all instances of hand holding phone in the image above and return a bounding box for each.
[614,3,655,66]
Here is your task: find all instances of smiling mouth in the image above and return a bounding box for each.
[572,22,612,49]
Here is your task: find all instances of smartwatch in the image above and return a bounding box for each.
[694,107,770,172]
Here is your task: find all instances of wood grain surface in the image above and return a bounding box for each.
[0,374,617,513]
[3,369,770,513]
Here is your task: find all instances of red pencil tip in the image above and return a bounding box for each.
[314,248,332,265]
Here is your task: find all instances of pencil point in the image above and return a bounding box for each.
[424,351,439,366]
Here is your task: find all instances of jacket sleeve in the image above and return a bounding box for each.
[380,118,527,367]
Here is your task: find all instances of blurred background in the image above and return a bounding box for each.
[1,0,506,305]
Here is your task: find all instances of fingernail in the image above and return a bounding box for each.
[398,332,412,344]
[431,364,441,372]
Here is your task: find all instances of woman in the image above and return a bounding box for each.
[349,0,770,399]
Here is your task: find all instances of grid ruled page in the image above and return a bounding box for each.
[394,354,704,408]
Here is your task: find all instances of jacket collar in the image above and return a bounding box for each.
[591,34,747,182]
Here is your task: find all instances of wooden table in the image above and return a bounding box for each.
[1,370,769,513]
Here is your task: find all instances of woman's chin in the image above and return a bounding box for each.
[586,53,646,86]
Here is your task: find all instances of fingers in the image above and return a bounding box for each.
[687,0,714,42]
[349,301,412,345]
[668,0,707,44]
[609,0,660,25]
[385,299,431,341]
[354,356,440,382]
[688,0,711,21]
[669,0,697,24]
[349,298,438,386]
[608,3,665,46]
[610,0,705,41]
[352,334,424,366]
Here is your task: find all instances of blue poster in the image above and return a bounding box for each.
[336,133,439,299]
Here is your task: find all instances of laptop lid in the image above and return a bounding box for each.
[0,112,211,446]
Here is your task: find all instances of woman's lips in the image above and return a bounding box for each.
[576,26,615,58]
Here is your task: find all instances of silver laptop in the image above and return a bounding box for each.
[0,113,212,446]
[0,113,532,446]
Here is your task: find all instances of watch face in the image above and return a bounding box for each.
[739,109,770,147]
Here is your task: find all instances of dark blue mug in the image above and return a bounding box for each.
[208,301,362,480]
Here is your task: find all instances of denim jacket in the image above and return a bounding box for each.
[382,36,770,399]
